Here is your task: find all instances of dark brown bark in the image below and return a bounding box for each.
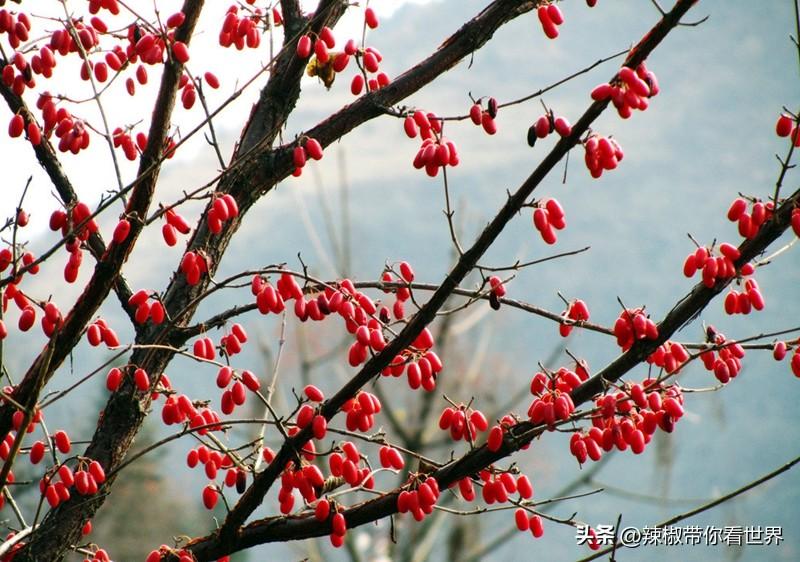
[12,0,207,557]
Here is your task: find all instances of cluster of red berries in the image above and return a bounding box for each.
[573,380,685,464]
[724,278,765,315]
[127,18,187,67]
[727,197,775,240]
[179,250,209,285]
[341,390,382,432]
[532,198,566,245]
[438,404,489,442]
[583,134,624,178]
[646,340,689,374]
[176,73,199,110]
[469,98,499,135]
[486,414,522,452]
[0,286,55,337]
[207,193,240,234]
[515,508,544,537]
[192,335,216,360]
[0,9,32,49]
[380,260,417,321]
[50,200,98,244]
[382,339,444,391]
[176,398,223,435]
[296,401,328,440]
[112,128,146,161]
[682,243,748,288]
[219,5,275,50]
[124,65,150,97]
[187,445,236,481]
[699,327,745,384]
[291,137,324,177]
[559,298,589,337]
[772,341,800,377]
[278,461,326,514]
[161,207,192,246]
[0,246,34,277]
[146,547,228,562]
[161,391,199,426]
[40,459,106,509]
[592,63,659,119]
[613,308,658,351]
[105,365,164,394]
[297,23,389,93]
[348,43,390,94]
[28,430,71,465]
[252,272,300,314]
[2,53,35,99]
[127,289,166,325]
[527,368,581,427]
[404,110,460,178]
[86,318,120,348]
[49,107,91,154]
[87,0,121,15]
[329,441,373,488]
[527,111,572,146]
[537,3,564,39]
[220,323,248,356]
[775,112,800,146]
[219,368,259,415]
[58,234,83,283]
[378,445,405,470]
[480,469,534,505]
[315,499,349,548]
[25,43,58,81]
[397,476,440,522]
[297,26,336,63]
[487,275,507,310]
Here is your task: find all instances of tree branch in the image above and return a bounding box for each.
[183,1,701,557]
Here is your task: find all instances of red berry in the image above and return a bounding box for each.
[134,368,150,391]
[30,440,45,464]
[399,261,415,282]
[332,511,347,536]
[350,74,364,95]
[515,508,530,531]
[530,514,544,537]
[469,103,482,125]
[315,499,331,521]
[487,425,503,451]
[54,430,71,453]
[305,138,323,160]
[293,145,307,168]
[106,367,123,391]
[112,219,131,244]
[172,41,190,64]
[9,114,24,137]
[776,113,793,137]
[365,7,379,29]
[296,35,312,58]
[304,384,324,402]
[202,485,218,509]
[18,306,35,331]
[773,341,787,361]
[727,198,747,221]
